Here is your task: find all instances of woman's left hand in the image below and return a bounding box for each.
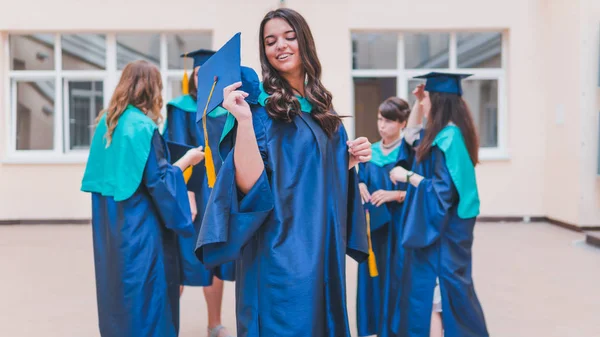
[389,166,408,184]
[371,190,404,207]
[188,191,197,221]
[348,137,371,169]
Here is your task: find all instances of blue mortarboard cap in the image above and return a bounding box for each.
[195,33,242,121]
[195,32,263,187]
[364,200,392,232]
[414,72,472,96]
[166,140,203,191]
[195,32,261,123]
[166,140,193,163]
[181,49,216,69]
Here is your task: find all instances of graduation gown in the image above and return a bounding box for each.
[195,103,369,337]
[164,96,235,285]
[384,125,488,337]
[81,106,195,337]
[356,141,408,337]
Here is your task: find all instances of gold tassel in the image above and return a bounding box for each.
[182,166,193,183]
[182,70,189,95]
[366,211,379,277]
[201,76,219,188]
[182,53,189,95]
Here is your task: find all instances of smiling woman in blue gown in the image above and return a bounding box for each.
[193,9,374,337]
[81,60,203,337]
[163,49,237,337]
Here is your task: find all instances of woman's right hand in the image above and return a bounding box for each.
[223,82,252,123]
[185,146,205,166]
[413,84,426,102]
[188,191,198,221]
[359,183,371,204]
[389,166,408,184]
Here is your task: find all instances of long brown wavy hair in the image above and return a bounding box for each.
[98,60,163,146]
[416,92,479,165]
[259,8,342,137]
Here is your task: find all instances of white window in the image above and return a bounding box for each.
[4,32,212,163]
[352,31,507,160]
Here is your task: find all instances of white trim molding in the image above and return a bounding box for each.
[4,32,212,164]
[351,31,508,161]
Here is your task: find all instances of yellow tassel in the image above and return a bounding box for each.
[182,53,190,95]
[201,77,219,188]
[182,166,193,183]
[204,145,216,187]
[182,70,189,95]
[366,211,379,277]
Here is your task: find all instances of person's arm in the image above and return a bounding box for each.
[222,82,264,194]
[405,84,426,146]
[407,85,425,129]
[234,119,264,194]
[389,166,424,188]
[348,137,372,169]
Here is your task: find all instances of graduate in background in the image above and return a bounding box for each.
[163,49,235,337]
[194,9,372,336]
[387,73,488,337]
[356,97,410,337]
[81,60,204,337]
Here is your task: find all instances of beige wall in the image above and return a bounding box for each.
[543,0,584,225]
[0,0,599,226]
[346,0,550,217]
[579,0,600,226]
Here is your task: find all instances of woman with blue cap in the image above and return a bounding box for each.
[384,73,489,337]
[193,8,373,337]
[163,49,236,337]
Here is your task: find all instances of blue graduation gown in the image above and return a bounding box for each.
[90,130,195,337]
[384,136,488,337]
[195,106,369,337]
[164,103,235,285]
[356,144,408,337]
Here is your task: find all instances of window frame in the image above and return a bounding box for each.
[3,32,211,164]
[63,77,105,153]
[351,31,509,161]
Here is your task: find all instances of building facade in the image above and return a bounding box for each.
[0,0,599,228]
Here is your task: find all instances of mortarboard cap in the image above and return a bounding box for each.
[195,33,242,121]
[194,32,261,188]
[179,49,216,95]
[414,72,472,96]
[364,202,392,232]
[193,32,242,188]
[166,140,197,185]
[195,33,261,123]
[181,49,216,69]
[166,140,193,163]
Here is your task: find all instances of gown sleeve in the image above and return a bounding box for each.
[195,111,274,268]
[164,106,192,143]
[358,162,368,185]
[403,125,423,147]
[164,106,205,193]
[401,147,457,248]
[396,137,416,170]
[143,130,195,238]
[343,127,369,263]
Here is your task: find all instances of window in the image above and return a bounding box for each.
[6,32,212,162]
[352,31,506,159]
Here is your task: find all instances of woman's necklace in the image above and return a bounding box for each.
[381,137,402,150]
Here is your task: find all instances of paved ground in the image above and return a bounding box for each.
[0,222,599,337]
